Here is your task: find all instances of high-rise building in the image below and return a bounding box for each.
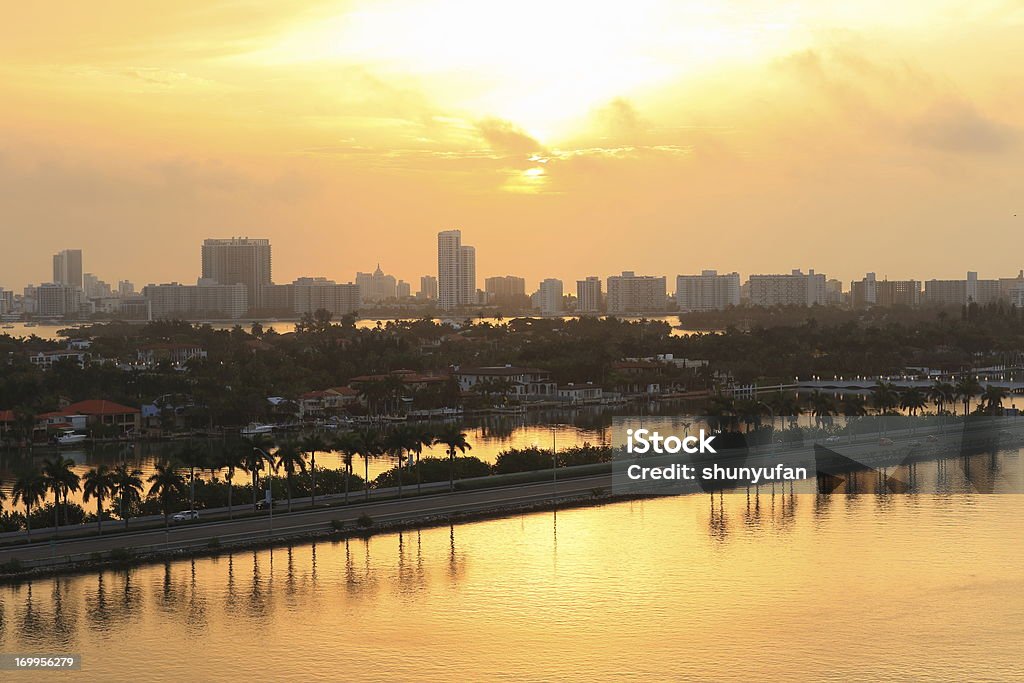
[675,271,740,312]
[355,265,397,303]
[576,276,603,314]
[0,288,13,315]
[437,229,476,310]
[606,272,667,315]
[200,238,271,310]
[533,278,564,316]
[262,278,360,317]
[418,275,438,300]
[851,273,921,307]
[143,280,248,319]
[83,273,113,299]
[37,283,81,317]
[397,280,411,299]
[52,249,83,289]
[748,269,827,307]
[924,271,1000,306]
[485,275,528,309]
[118,280,136,297]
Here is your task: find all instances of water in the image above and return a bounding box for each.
[0,487,1020,681]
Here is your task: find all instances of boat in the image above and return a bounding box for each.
[24,321,38,327]
[54,429,88,446]
[0,324,13,329]
[241,422,274,436]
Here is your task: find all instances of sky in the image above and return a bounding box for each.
[1,0,1022,292]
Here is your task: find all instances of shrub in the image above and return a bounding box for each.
[330,519,345,531]
[0,558,24,573]
[207,537,221,549]
[108,547,135,562]
[356,513,374,528]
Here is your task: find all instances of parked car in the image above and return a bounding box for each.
[878,437,894,446]
[824,436,841,443]
[255,499,279,510]
[171,510,199,523]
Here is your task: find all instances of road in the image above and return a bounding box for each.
[0,473,613,567]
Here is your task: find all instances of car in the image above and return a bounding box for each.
[171,510,199,523]
[824,436,841,443]
[879,437,894,446]
[255,499,279,510]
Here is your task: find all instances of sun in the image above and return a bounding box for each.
[249,0,801,143]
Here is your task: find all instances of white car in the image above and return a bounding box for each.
[171,510,199,523]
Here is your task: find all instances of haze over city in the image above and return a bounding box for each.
[2,1,1022,291]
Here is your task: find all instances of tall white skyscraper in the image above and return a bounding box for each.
[576,276,602,314]
[437,229,476,310]
[534,278,564,316]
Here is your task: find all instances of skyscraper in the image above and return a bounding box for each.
[355,264,397,303]
[437,229,476,310]
[606,272,667,314]
[52,249,83,289]
[200,238,272,310]
[485,275,528,308]
[418,275,438,300]
[576,276,603,314]
[534,278,564,316]
[675,271,740,312]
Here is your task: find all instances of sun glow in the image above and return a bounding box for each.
[251,0,803,141]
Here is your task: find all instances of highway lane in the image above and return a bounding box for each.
[0,473,613,565]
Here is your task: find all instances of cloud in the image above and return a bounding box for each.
[474,118,543,155]
[906,99,1017,154]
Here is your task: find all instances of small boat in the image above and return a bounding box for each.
[24,322,38,327]
[241,422,274,436]
[54,429,88,446]
[0,324,13,329]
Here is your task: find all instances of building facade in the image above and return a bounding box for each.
[851,273,921,307]
[675,271,740,312]
[143,281,248,319]
[485,275,528,309]
[52,249,83,289]
[534,278,564,316]
[606,272,667,315]
[576,276,602,314]
[200,238,271,310]
[418,275,438,300]
[437,229,476,310]
[355,265,397,303]
[748,269,827,307]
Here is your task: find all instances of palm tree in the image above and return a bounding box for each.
[12,470,48,540]
[433,425,472,492]
[82,465,116,535]
[356,429,385,501]
[840,394,868,417]
[384,426,419,497]
[147,460,186,531]
[273,440,307,512]
[332,431,361,504]
[410,425,434,495]
[928,381,956,415]
[112,463,144,529]
[178,442,208,514]
[899,387,927,416]
[41,455,81,530]
[808,391,836,428]
[705,393,736,433]
[871,382,899,415]
[299,432,329,507]
[980,385,1009,415]
[955,376,982,415]
[220,444,248,519]
[244,436,274,509]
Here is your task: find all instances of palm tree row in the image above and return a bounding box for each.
[3,424,474,538]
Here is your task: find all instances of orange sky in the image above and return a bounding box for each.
[1,1,1022,292]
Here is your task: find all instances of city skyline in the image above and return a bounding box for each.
[2,2,1023,291]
